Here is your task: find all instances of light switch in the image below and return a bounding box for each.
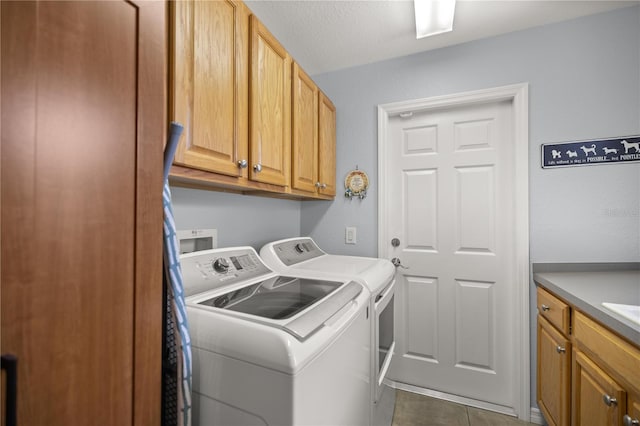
[345,227,357,244]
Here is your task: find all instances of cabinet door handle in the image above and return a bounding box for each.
[253,163,262,173]
[315,182,321,188]
[623,415,640,426]
[603,394,618,407]
[237,159,248,168]
[540,304,550,312]
[556,346,566,354]
[320,183,327,189]
[1,354,18,426]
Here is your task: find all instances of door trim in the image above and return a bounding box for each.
[377,83,530,420]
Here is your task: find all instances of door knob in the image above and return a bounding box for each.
[391,258,409,269]
[391,238,400,247]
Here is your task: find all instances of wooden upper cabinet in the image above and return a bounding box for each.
[249,15,291,186]
[291,63,336,198]
[169,0,336,199]
[170,0,250,177]
[292,62,319,193]
[627,398,640,426]
[318,91,337,196]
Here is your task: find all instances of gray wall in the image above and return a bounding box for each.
[169,186,301,250]
[303,5,640,410]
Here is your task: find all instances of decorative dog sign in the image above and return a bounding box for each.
[541,135,640,168]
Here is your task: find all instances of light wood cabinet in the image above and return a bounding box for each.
[291,63,337,198]
[1,1,164,424]
[535,285,640,426]
[537,287,572,426]
[537,315,571,426]
[627,398,640,426]
[249,14,291,187]
[573,351,626,426]
[573,310,640,426]
[291,62,318,193]
[318,91,337,197]
[170,0,250,177]
[169,0,336,200]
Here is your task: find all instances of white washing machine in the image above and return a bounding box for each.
[181,247,371,426]
[260,237,397,426]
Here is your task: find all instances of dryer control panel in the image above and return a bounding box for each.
[180,247,273,297]
[271,238,325,266]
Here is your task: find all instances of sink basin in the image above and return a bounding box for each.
[602,303,640,326]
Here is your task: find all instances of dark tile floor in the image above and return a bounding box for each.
[392,390,537,426]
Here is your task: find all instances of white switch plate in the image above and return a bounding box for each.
[345,227,357,244]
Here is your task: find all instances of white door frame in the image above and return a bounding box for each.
[377,83,530,421]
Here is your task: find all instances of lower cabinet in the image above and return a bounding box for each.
[536,286,640,426]
[537,315,571,426]
[573,351,625,426]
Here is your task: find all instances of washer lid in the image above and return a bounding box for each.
[198,276,342,320]
[194,279,363,340]
[260,238,395,293]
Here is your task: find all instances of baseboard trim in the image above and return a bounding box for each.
[388,380,517,418]
[529,407,545,425]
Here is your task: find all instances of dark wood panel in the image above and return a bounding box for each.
[1,1,163,424]
[132,1,165,424]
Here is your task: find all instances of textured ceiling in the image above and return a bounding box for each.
[244,0,639,75]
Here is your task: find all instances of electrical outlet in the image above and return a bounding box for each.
[345,227,357,244]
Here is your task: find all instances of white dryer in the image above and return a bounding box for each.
[181,247,371,426]
[260,237,397,425]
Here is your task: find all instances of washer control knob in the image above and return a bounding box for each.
[294,243,305,253]
[213,258,230,273]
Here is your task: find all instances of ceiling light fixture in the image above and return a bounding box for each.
[414,0,456,39]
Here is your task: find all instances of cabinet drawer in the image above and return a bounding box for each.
[574,310,640,395]
[537,287,571,335]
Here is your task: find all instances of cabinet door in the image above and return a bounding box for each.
[625,397,640,426]
[171,0,249,177]
[249,15,291,186]
[573,351,626,426]
[538,316,571,426]
[1,1,163,425]
[318,91,336,196]
[291,62,318,193]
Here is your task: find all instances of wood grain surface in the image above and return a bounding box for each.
[1,1,164,424]
[318,91,337,196]
[291,62,318,193]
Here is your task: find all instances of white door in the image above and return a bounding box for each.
[381,94,522,413]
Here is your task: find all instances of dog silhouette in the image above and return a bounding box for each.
[580,144,597,156]
[566,150,578,158]
[603,147,618,155]
[551,150,562,159]
[621,139,640,153]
